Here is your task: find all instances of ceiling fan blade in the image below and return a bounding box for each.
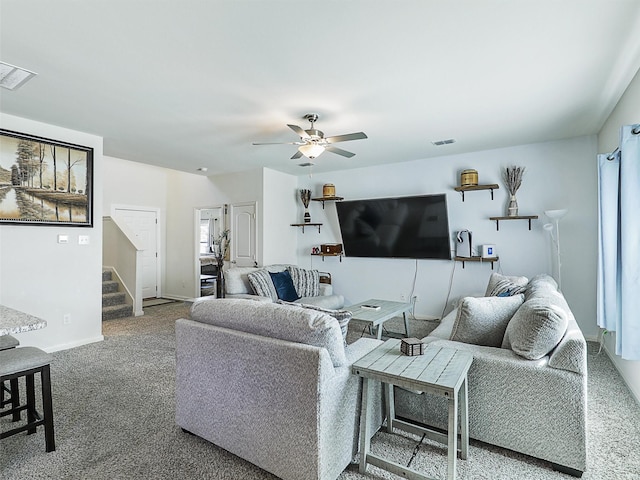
[290,150,303,160]
[325,132,368,143]
[252,142,302,145]
[326,146,356,158]
[288,124,311,139]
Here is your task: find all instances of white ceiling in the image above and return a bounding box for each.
[1,0,640,176]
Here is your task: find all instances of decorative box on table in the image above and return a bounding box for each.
[400,337,424,356]
[321,243,342,254]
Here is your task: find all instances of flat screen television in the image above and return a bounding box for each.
[335,194,451,260]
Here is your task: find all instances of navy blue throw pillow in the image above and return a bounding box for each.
[269,270,300,302]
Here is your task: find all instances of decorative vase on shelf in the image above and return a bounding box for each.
[508,195,519,217]
[300,189,311,223]
[503,165,525,217]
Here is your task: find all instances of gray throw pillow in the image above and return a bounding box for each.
[484,272,528,297]
[450,295,524,347]
[502,298,569,360]
[287,266,320,297]
[247,269,278,301]
[277,300,351,344]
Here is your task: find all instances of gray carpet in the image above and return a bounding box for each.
[2,303,639,479]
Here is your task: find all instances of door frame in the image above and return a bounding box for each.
[111,204,162,298]
[193,204,227,298]
[230,201,258,267]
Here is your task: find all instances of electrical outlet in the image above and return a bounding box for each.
[63,314,71,325]
[400,294,407,302]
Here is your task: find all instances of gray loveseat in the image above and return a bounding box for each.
[394,274,587,476]
[175,299,382,480]
[224,264,345,309]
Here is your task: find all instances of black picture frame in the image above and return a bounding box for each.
[0,129,93,227]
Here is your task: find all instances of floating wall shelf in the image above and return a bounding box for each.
[311,252,343,262]
[489,215,538,231]
[453,184,499,201]
[454,256,499,269]
[311,196,344,209]
[291,223,322,233]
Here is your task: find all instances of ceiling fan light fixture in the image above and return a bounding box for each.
[298,144,325,159]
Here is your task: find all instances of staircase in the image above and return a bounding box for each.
[102,270,133,321]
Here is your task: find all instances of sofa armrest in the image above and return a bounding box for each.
[548,322,587,375]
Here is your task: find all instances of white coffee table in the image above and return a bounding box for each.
[353,339,473,480]
[347,298,412,339]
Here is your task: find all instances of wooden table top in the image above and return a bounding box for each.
[347,299,412,323]
[353,339,473,395]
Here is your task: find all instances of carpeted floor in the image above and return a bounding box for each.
[1,302,639,479]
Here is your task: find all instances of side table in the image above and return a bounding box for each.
[352,339,473,480]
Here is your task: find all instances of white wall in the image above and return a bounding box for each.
[0,113,103,352]
[262,168,298,266]
[597,67,640,403]
[296,136,599,338]
[102,155,170,294]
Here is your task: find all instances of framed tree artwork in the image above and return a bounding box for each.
[0,129,93,227]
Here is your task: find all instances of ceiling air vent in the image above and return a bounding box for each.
[0,61,37,90]
[431,139,456,146]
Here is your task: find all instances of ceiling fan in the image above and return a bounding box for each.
[253,113,367,160]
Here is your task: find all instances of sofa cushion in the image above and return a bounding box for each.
[277,300,351,343]
[287,266,320,297]
[224,266,259,295]
[484,272,528,297]
[269,270,300,302]
[248,269,278,301]
[190,299,347,367]
[524,273,559,301]
[450,294,524,347]
[296,294,345,310]
[502,297,569,360]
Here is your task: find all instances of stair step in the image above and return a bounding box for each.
[102,270,112,282]
[102,280,119,294]
[102,292,126,307]
[102,304,133,321]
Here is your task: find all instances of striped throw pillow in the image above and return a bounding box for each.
[287,266,320,298]
[247,269,278,301]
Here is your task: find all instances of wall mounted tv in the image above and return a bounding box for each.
[335,194,451,260]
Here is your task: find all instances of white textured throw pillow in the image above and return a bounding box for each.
[247,269,278,301]
[484,272,528,297]
[502,298,569,360]
[450,295,524,347]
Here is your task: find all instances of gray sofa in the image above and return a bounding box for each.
[175,299,383,480]
[394,274,587,476]
[224,264,345,309]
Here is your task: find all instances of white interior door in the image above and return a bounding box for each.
[230,202,257,267]
[113,207,160,299]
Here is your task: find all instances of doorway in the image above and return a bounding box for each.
[112,205,161,299]
[194,205,226,298]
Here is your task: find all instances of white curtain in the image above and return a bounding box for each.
[597,124,640,360]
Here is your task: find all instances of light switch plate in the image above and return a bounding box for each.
[57,234,69,244]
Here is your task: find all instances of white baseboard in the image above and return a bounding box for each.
[43,335,104,353]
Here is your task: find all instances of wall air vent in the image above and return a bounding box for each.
[431,139,456,146]
[0,61,37,90]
